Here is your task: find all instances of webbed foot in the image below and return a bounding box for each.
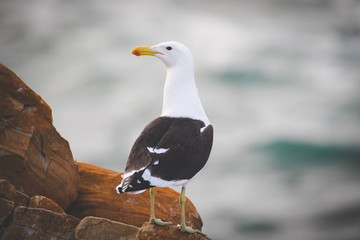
[177,224,206,235]
[150,218,172,226]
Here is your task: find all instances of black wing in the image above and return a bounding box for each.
[117,116,213,193]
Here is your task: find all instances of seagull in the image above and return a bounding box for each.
[116,41,213,235]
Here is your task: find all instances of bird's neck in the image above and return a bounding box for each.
[161,66,210,125]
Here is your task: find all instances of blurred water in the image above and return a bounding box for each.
[1,0,360,239]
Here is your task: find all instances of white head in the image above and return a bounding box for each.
[132,41,194,69]
[131,41,210,125]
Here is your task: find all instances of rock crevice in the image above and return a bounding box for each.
[0,63,79,210]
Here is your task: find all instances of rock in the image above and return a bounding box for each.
[67,162,203,230]
[136,222,212,240]
[29,195,65,214]
[0,63,79,210]
[0,198,14,227]
[0,179,30,207]
[75,216,139,240]
[1,206,80,240]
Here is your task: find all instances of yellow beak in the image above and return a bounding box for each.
[131,46,164,56]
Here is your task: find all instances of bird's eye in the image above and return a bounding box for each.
[166,46,172,51]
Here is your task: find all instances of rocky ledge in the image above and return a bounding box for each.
[0,63,210,240]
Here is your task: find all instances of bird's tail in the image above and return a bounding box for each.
[115,170,151,194]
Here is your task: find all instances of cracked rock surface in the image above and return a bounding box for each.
[0,63,79,210]
[1,206,80,240]
[75,216,139,240]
